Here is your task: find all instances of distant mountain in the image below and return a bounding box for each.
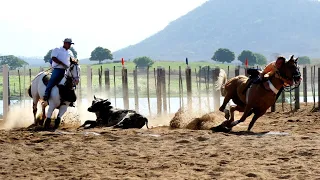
[18,56,47,67]
[113,0,320,61]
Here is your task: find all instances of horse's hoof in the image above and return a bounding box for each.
[54,117,61,130]
[211,125,232,133]
[44,118,51,130]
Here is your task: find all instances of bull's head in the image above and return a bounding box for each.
[88,96,112,113]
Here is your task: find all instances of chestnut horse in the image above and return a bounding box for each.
[213,55,301,132]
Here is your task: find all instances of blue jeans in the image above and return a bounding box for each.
[44,68,66,98]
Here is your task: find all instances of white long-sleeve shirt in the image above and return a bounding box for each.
[51,47,74,69]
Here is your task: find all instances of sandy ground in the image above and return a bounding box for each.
[0,103,320,180]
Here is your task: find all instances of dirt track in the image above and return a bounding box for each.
[0,103,320,180]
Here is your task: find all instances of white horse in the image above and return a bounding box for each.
[28,58,80,130]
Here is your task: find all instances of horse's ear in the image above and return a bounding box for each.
[289,55,294,61]
[295,57,299,62]
[94,95,96,100]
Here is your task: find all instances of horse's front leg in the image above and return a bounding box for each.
[247,110,265,131]
[220,105,245,127]
[44,103,56,130]
[230,105,253,127]
[54,103,69,129]
[219,93,232,112]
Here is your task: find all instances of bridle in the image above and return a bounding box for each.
[64,61,80,88]
[277,62,301,92]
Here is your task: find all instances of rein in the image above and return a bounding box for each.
[64,62,80,88]
[276,70,301,92]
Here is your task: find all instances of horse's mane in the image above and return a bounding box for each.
[214,68,227,91]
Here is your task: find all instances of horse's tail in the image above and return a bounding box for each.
[27,85,32,98]
[214,68,228,96]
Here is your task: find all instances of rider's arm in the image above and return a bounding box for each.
[51,48,63,64]
[260,62,273,78]
[51,57,63,64]
[51,48,68,68]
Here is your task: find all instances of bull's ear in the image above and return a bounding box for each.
[103,100,111,106]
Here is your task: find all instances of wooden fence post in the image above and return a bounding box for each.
[2,65,9,121]
[178,66,182,109]
[105,68,110,99]
[235,66,240,77]
[133,66,139,112]
[318,67,320,110]
[303,66,307,104]
[113,66,117,107]
[185,66,192,111]
[98,66,102,94]
[161,68,167,115]
[198,66,202,112]
[122,67,129,109]
[227,66,230,79]
[18,70,21,102]
[87,65,92,101]
[147,66,151,116]
[206,66,210,111]
[168,66,171,114]
[281,91,285,111]
[295,84,300,110]
[156,67,162,116]
[212,68,220,111]
[23,66,26,107]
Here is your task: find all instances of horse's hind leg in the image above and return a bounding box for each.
[32,96,40,125]
[40,103,47,126]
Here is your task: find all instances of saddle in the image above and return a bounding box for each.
[42,74,77,102]
[242,68,263,94]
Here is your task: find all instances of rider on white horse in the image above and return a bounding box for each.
[44,38,75,107]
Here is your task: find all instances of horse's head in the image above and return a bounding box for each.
[278,55,301,87]
[65,57,81,88]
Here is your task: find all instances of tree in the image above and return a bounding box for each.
[238,50,257,66]
[254,53,267,65]
[133,56,154,68]
[298,56,311,65]
[44,49,52,63]
[69,47,78,58]
[90,47,113,64]
[0,55,29,70]
[211,48,235,63]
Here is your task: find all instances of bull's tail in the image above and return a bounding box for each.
[27,85,32,98]
[145,118,149,129]
[214,68,228,96]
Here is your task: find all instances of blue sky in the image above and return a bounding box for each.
[0,0,208,59]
